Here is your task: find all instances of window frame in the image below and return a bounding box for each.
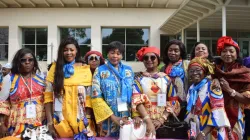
[0,28,9,60]
[102,27,149,61]
[22,28,48,61]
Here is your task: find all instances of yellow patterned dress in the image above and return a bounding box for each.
[44,63,92,138]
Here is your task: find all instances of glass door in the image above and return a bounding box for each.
[239,40,250,58]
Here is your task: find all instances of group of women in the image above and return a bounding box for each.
[0,36,249,140]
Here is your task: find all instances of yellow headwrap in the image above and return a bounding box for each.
[188,57,214,75]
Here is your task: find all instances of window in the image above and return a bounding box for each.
[102,28,149,61]
[60,28,91,57]
[22,28,48,61]
[0,28,8,60]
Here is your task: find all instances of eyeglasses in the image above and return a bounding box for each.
[20,58,34,63]
[143,55,157,61]
[88,56,100,61]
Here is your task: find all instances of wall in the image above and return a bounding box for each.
[0,8,175,72]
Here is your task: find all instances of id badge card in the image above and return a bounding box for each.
[190,120,197,137]
[117,98,128,112]
[26,103,36,119]
[157,94,166,106]
[55,97,63,111]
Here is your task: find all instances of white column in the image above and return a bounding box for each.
[181,29,185,43]
[47,25,59,64]
[222,6,226,36]
[150,26,161,48]
[8,25,21,62]
[91,24,102,52]
[197,21,200,42]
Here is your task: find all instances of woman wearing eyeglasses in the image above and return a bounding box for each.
[44,37,93,139]
[83,51,105,136]
[91,41,134,137]
[185,57,230,140]
[132,47,180,138]
[0,48,46,138]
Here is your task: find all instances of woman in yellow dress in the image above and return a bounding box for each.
[44,37,93,139]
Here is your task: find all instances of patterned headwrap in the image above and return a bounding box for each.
[188,57,214,75]
[217,36,240,55]
[136,46,160,61]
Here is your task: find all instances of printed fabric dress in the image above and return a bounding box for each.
[44,63,93,139]
[91,62,134,137]
[132,74,180,120]
[0,74,46,136]
[185,79,230,140]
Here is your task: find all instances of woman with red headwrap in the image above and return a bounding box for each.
[131,47,180,138]
[213,36,250,140]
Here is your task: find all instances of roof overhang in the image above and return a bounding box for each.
[160,0,235,35]
[0,0,185,8]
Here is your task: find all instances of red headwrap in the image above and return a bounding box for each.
[84,51,105,64]
[136,46,160,61]
[217,36,240,55]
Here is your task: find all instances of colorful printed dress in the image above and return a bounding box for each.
[91,62,134,137]
[0,74,46,136]
[185,79,230,140]
[44,63,93,138]
[132,74,180,120]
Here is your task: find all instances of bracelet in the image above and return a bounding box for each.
[86,115,91,119]
[200,131,206,137]
[143,115,150,121]
[230,89,237,97]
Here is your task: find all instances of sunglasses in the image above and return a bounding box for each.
[20,58,34,63]
[88,56,100,61]
[143,55,157,61]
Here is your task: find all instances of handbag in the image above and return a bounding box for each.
[119,118,155,140]
[156,112,190,139]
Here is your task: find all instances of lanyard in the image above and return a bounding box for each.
[20,74,33,103]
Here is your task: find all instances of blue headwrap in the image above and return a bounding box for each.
[107,61,132,104]
[186,78,208,112]
[63,60,75,78]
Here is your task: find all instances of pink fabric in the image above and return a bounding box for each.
[56,138,185,140]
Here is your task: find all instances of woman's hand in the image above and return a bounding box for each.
[47,123,58,138]
[196,132,206,140]
[219,77,234,93]
[211,79,221,91]
[110,115,129,126]
[133,116,143,129]
[145,119,156,138]
[152,119,162,130]
[0,122,8,138]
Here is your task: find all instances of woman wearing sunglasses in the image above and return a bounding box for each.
[83,51,105,136]
[84,51,105,74]
[132,47,180,138]
[0,48,46,139]
[91,41,134,137]
[44,37,94,139]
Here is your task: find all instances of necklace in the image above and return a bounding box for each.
[20,73,33,102]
